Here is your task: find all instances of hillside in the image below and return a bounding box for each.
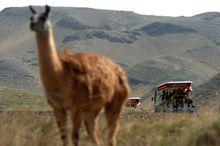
[193,73,220,110]
[0,86,48,111]
[1,7,220,97]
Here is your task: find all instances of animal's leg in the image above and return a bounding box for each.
[104,98,124,146]
[71,110,82,146]
[54,108,68,146]
[84,108,102,146]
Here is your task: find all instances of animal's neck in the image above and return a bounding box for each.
[35,29,63,84]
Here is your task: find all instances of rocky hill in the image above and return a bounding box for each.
[1,7,220,97]
[193,73,220,110]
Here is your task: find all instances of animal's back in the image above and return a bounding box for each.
[59,51,129,109]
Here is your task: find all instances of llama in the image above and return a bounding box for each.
[29,5,130,146]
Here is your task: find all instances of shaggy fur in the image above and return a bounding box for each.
[30,5,130,146]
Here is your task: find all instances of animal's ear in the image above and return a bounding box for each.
[44,5,51,18]
[29,5,36,14]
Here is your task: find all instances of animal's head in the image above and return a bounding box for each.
[29,5,52,32]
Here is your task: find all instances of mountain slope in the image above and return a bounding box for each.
[1,7,220,98]
[193,73,220,110]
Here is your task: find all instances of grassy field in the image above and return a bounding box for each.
[1,86,220,146]
[0,86,50,111]
[0,109,220,146]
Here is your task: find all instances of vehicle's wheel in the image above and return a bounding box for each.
[187,103,193,113]
[155,105,160,113]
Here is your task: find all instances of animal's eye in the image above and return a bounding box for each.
[40,16,46,21]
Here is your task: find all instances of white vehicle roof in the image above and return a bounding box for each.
[156,81,192,87]
[129,97,141,99]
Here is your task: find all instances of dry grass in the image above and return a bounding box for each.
[0,109,220,146]
[0,86,50,111]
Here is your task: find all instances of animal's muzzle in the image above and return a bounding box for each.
[30,22,35,30]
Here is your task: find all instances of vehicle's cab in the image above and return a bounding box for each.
[126,97,141,108]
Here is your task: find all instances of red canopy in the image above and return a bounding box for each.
[156,81,192,91]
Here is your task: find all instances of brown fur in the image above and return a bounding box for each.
[30,5,130,146]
